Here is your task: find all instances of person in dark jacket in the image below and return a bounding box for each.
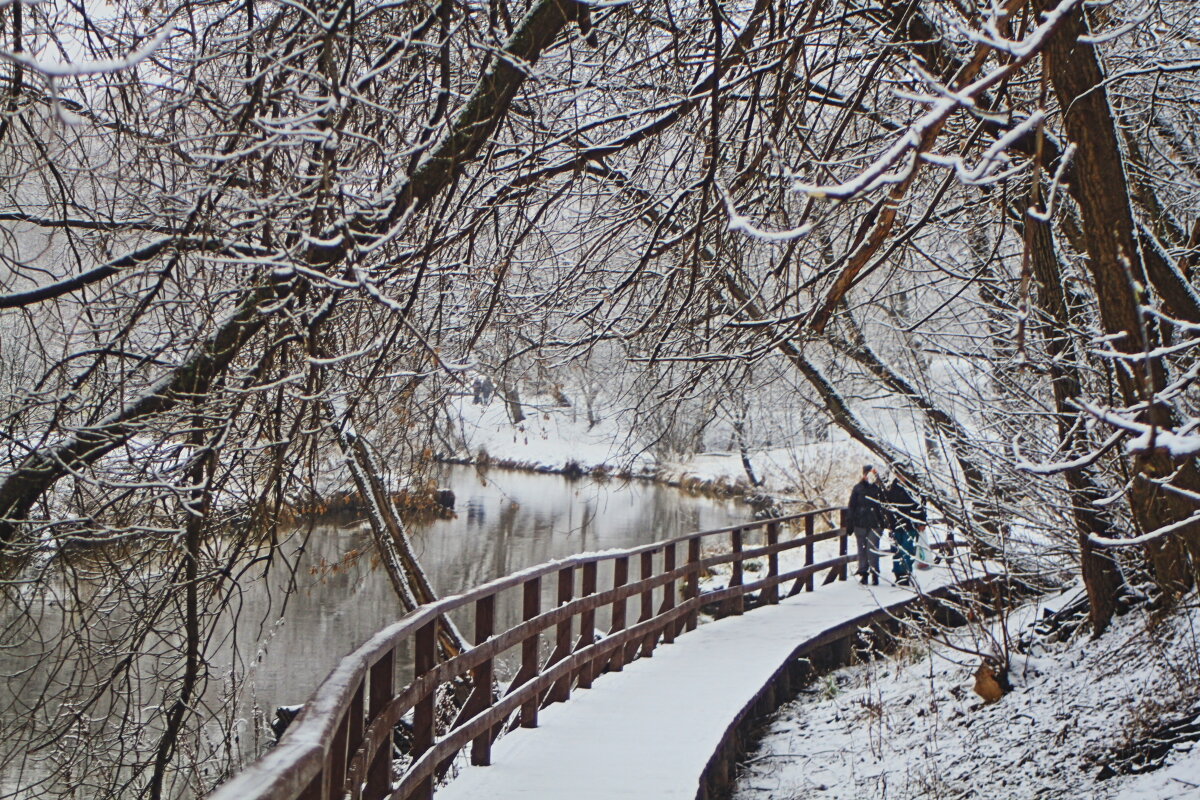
[883,470,926,586]
[847,465,887,584]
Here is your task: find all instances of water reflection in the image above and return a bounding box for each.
[415,467,745,595]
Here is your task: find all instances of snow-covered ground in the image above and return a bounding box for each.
[448,391,656,474]
[733,588,1200,800]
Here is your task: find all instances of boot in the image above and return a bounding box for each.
[859,573,868,585]
[871,573,879,586]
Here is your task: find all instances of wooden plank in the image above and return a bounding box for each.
[660,543,677,644]
[637,550,656,660]
[685,536,701,630]
[469,595,496,766]
[297,770,324,800]
[328,710,348,799]
[838,508,849,581]
[728,528,744,616]
[545,567,575,706]
[344,680,365,798]
[520,577,541,728]
[764,522,779,604]
[804,515,816,591]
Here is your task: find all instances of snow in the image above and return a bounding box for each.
[437,559,982,800]
[1127,429,1200,458]
[1113,757,1200,800]
[449,392,656,476]
[446,390,872,498]
[732,588,1200,800]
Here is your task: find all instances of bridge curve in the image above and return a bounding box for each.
[209,508,973,800]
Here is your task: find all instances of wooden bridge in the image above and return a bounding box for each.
[210,508,967,800]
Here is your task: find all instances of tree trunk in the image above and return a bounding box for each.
[1024,198,1125,633]
[500,379,526,425]
[1042,0,1200,597]
[732,411,761,488]
[330,406,467,659]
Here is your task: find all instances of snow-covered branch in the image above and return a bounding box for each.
[0,24,175,78]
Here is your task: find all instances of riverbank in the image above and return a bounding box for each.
[441,389,872,510]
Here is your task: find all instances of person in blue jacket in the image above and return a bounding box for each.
[883,469,926,586]
[846,465,887,584]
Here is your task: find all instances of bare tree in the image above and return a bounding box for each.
[3,0,1200,797]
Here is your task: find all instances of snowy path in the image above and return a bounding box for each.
[437,564,974,800]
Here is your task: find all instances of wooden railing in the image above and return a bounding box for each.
[211,508,951,800]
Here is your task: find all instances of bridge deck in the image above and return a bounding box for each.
[437,564,970,800]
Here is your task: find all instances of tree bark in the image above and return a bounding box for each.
[1041,0,1200,596]
[337,420,467,659]
[1024,199,1125,633]
[500,379,526,425]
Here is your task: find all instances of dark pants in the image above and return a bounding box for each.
[854,527,881,576]
[892,527,917,578]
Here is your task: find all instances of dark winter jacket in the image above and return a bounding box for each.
[846,479,887,529]
[883,480,926,532]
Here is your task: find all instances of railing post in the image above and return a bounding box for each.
[520,577,541,728]
[638,550,657,659]
[345,679,365,795]
[410,617,438,800]
[545,566,575,706]
[366,648,395,799]
[329,709,349,799]
[838,508,849,581]
[610,556,629,671]
[805,514,816,592]
[467,595,495,766]
[660,543,677,643]
[298,772,324,800]
[729,528,745,615]
[685,535,701,630]
[576,561,598,689]
[765,522,779,605]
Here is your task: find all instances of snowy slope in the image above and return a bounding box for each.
[733,589,1200,800]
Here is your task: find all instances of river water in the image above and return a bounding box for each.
[2,465,749,798]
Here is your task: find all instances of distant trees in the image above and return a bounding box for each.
[0,0,1198,796]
